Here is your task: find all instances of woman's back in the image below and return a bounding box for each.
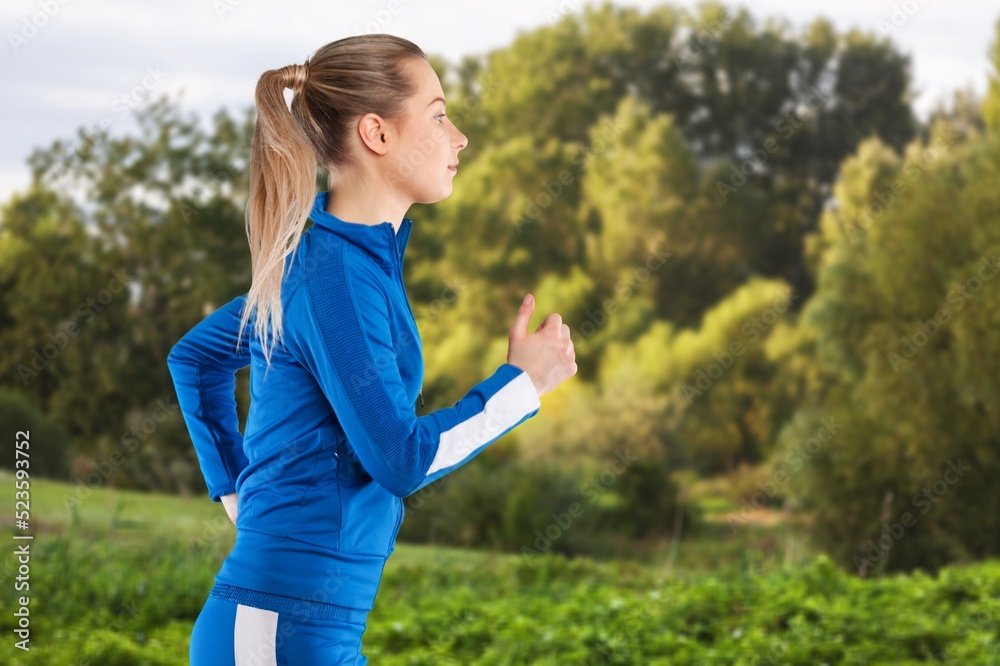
[221,196,419,613]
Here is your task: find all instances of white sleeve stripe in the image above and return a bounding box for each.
[424,371,540,476]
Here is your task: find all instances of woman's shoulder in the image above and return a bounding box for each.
[283,233,391,315]
[279,237,394,361]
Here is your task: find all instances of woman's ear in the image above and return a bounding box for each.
[358,113,390,155]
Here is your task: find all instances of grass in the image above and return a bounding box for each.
[2,470,1000,664]
[1,468,809,574]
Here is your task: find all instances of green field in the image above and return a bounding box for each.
[2,470,999,665]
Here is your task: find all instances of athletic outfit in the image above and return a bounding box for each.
[168,190,542,664]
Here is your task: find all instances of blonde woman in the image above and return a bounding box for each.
[167,34,576,665]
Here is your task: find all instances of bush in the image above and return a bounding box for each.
[8,528,1000,664]
[399,454,700,560]
[0,389,71,480]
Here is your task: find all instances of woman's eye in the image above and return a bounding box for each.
[436,113,447,122]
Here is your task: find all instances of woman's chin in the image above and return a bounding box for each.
[419,185,455,205]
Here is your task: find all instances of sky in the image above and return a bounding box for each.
[0,0,996,205]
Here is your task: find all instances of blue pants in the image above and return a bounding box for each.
[190,585,370,665]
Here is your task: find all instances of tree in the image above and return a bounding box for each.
[1,93,261,493]
[426,2,918,331]
[784,120,1000,573]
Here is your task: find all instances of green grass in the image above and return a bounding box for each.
[1,468,806,574]
[3,470,1000,664]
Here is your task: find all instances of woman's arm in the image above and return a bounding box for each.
[167,293,252,503]
[286,249,541,499]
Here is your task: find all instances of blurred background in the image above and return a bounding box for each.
[2,0,1000,663]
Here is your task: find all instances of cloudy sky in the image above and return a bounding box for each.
[1,0,996,204]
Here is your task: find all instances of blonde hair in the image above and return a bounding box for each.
[238,34,427,365]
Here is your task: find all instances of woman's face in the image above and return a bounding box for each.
[387,58,468,205]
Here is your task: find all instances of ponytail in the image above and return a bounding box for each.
[237,62,316,365]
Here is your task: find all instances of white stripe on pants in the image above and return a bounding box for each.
[235,603,278,665]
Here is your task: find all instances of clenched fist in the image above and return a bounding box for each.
[507,293,577,397]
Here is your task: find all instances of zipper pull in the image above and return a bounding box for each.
[418,389,424,408]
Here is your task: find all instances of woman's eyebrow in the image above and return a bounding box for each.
[426,96,446,107]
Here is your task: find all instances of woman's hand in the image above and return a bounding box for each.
[220,492,239,526]
[507,293,577,398]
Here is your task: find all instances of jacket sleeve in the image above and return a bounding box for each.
[166,293,252,502]
[287,251,541,498]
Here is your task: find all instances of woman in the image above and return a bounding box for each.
[167,34,576,664]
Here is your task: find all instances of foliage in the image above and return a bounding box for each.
[399,450,697,560]
[1,1,998,576]
[3,469,998,664]
[0,388,71,479]
[780,122,1000,574]
[2,520,999,664]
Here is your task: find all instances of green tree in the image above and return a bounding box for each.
[784,120,1000,573]
[425,2,918,335]
[1,93,263,493]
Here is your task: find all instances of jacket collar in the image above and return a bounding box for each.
[308,190,413,270]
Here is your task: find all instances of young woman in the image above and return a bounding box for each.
[167,34,576,664]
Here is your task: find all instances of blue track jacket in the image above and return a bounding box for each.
[167,190,541,612]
